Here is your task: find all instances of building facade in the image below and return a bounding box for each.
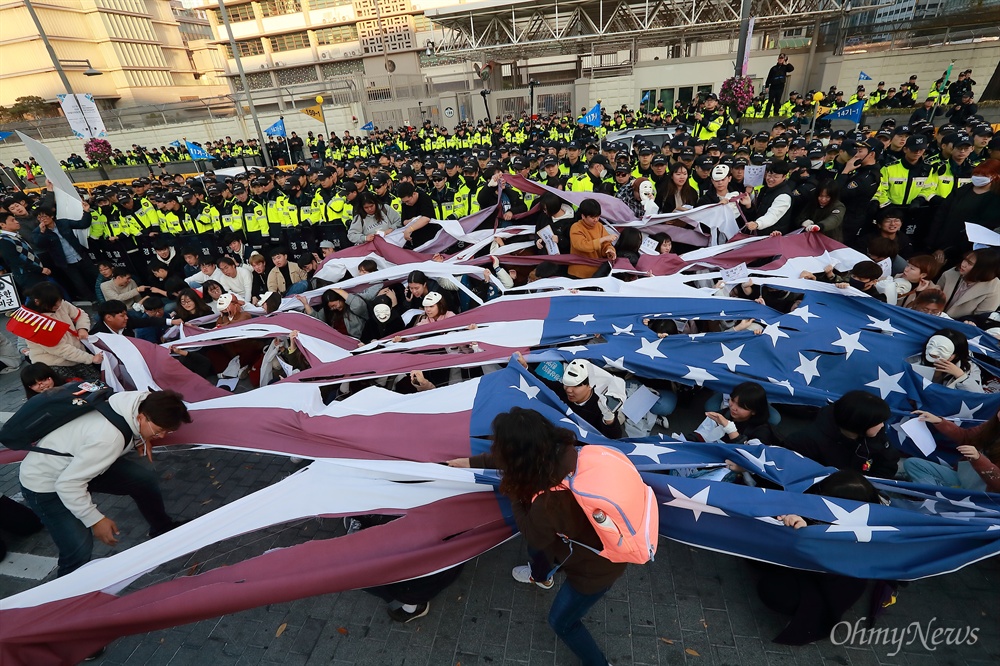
[0,0,228,109]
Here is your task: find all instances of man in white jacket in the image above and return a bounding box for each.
[19,390,191,577]
[217,256,254,303]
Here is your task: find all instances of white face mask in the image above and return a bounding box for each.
[924,335,956,363]
[971,175,992,187]
[638,181,655,201]
[820,138,830,147]
[598,169,608,179]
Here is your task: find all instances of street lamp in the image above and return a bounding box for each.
[480,89,491,123]
[23,0,105,141]
[528,80,540,120]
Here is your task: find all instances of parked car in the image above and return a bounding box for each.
[605,126,678,152]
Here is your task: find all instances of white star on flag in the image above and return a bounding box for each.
[636,337,667,360]
[663,485,728,521]
[612,323,635,336]
[570,314,595,325]
[557,345,589,355]
[865,367,906,399]
[787,305,820,323]
[760,321,789,347]
[737,448,781,471]
[967,335,991,353]
[509,375,539,400]
[713,344,750,372]
[628,442,674,463]
[822,499,898,543]
[766,377,795,395]
[601,356,627,371]
[946,401,983,423]
[934,492,991,512]
[865,315,903,335]
[794,353,821,385]
[832,328,869,359]
[683,366,719,386]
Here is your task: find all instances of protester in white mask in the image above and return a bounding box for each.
[906,329,983,392]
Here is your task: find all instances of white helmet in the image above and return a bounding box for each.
[562,359,590,387]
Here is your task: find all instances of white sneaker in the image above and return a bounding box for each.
[657,415,670,429]
[511,563,553,589]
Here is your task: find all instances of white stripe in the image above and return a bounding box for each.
[187,377,481,416]
[1,460,491,610]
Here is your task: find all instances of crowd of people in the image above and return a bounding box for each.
[1,64,999,663]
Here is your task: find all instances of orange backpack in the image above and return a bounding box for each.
[539,445,659,566]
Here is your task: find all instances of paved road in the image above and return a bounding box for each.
[0,354,997,666]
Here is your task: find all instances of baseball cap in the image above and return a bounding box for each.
[905,135,929,150]
[512,156,529,170]
[694,155,715,170]
[319,240,335,249]
[651,155,668,166]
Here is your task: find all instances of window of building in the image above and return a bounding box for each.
[314,25,358,45]
[640,89,655,107]
[212,2,255,23]
[678,86,694,104]
[658,88,675,108]
[697,84,713,96]
[224,39,266,58]
[413,15,433,33]
[269,32,310,52]
[309,0,351,8]
[259,0,302,18]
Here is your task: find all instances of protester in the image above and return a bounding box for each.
[22,282,103,381]
[18,390,191,577]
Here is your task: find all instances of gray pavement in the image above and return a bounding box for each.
[1,360,998,666]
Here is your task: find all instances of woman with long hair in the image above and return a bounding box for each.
[347,192,402,245]
[490,407,626,666]
[906,407,1000,492]
[935,248,1000,318]
[656,162,698,213]
[173,288,214,322]
[795,181,845,242]
[907,328,983,392]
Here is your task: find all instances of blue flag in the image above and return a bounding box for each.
[859,71,872,81]
[264,118,286,138]
[0,131,12,141]
[361,121,374,131]
[640,91,650,104]
[580,102,602,127]
[169,140,182,148]
[184,141,211,161]
[824,100,865,124]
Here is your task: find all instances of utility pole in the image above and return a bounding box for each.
[217,0,271,166]
[734,0,753,78]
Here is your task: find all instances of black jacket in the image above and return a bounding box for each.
[31,215,91,266]
[785,405,899,479]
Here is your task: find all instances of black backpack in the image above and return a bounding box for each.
[0,381,133,457]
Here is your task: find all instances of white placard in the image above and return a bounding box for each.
[621,385,660,423]
[56,93,107,139]
[537,225,559,255]
[639,236,660,255]
[0,274,21,312]
[965,223,1000,248]
[743,165,766,188]
[900,417,937,456]
[15,131,84,222]
[876,257,892,278]
[721,262,750,284]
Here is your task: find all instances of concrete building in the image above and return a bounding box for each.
[0,0,229,109]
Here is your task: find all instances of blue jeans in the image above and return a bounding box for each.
[650,390,677,417]
[21,456,173,577]
[285,280,310,295]
[549,580,611,666]
[903,458,986,491]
